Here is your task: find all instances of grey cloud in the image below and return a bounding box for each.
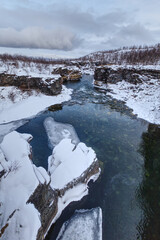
[0,5,128,35]
[0,27,80,50]
[0,2,159,53]
[106,23,155,47]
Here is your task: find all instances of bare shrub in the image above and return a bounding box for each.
[8,92,16,102]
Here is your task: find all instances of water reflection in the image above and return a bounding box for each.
[137,124,160,240]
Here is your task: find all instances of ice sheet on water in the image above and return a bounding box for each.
[56,207,102,240]
[0,120,27,143]
[44,117,80,148]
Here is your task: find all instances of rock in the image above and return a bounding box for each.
[94,66,160,85]
[27,184,58,240]
[52,67,82,82]
[48,104,63,112]
[0,73,62,95]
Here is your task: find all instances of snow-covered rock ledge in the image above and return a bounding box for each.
[94,66,160,125]
[0,131,100,240]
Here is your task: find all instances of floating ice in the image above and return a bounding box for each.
[44,117,80,148]
[56,207,102,240]
[0,120,27,143]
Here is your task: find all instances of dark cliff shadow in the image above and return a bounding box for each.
[137,124,160,240]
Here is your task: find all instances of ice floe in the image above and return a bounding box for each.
[56,207,102,240]
[44,117,80,148]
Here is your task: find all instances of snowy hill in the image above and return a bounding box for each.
[80,43,160,66]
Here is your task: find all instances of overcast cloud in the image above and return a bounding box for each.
[0,0,159,57]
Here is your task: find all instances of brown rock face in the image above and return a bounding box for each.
[52,67,82,82]
[94,67,160,85]
[0,73,62,95]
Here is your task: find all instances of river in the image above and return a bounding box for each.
[18,75,160,240]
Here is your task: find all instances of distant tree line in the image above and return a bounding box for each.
[80,43,160,65]
[0,53,73,65]
[1,43,160,66]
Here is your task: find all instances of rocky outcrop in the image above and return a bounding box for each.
[52,67,82,82]
[94,66,160,85]
[0,73,62,95]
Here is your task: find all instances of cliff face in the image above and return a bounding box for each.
[0,73,62,95]
[94,66,160,85]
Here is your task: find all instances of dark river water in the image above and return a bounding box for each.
[18,75,160,240]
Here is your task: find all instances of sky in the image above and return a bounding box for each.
[0,0,159,58]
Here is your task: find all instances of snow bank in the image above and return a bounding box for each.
[56,208,102,240]
[0,86,72,124]
[0,131,50,240]
[49,139,97,189]
[107,79,160,124]
[44,117,80,148]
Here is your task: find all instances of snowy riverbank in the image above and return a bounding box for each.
[94,65,160,125]
[107,79,160,125]
[0,85,72,124]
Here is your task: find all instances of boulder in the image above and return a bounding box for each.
[52,67,82,82]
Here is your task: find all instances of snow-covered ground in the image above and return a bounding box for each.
[0,86,72,124]
[56,208,102,240]
[107,79,160,125]
[0,60,61,78]
[94,74,160,125]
